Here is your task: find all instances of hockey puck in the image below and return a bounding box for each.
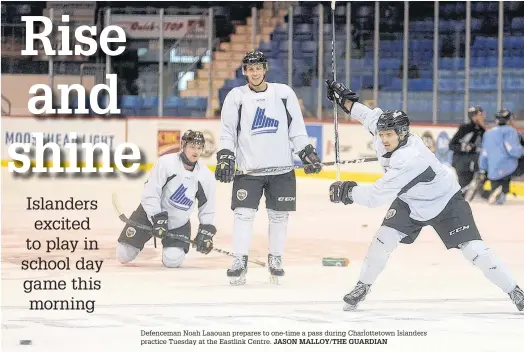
[322,257,349,267]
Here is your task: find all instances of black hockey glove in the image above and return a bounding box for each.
[329,181,357,205]
[215,149,235,183]
[193,224,216,254]
[151,211,169,238]
[298,144,322,174]
[325,79,359,114]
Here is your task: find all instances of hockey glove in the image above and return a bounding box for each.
[193,224,216,254]
[151,211,169,238]
[326,79,359,114]
[460,142,475,152]
[215,149,235,183]
[298,144,322,174]
[330,181,357,205]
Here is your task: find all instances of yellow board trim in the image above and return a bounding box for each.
[2,160,523,196]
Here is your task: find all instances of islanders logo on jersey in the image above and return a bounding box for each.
[251,107,279,135]
[168,184,194,211]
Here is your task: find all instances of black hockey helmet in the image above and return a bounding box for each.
[377,110,410,139]
[495,108,513,125]
[241,50,268,74]
[180,130,205,168]
[181,130,205,148]
[467,105,483,120]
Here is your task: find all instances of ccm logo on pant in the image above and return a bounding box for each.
[449,225,470,236]
[277,197,296,202]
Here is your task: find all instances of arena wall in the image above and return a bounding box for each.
[1,75,97,116]
[2,116,523,195]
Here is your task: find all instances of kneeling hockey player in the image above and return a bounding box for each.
[325,79,523,312]
[116,130,217,268]
[474,109,524,204]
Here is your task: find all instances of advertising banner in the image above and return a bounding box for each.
[2,116,521,184]
[410,125,458,166]
[321,123,460,173]
[157,130,181,156]
[322,123,380,174]
[1,117,126,163]
[111,15,206,39]
[127,119,219,167]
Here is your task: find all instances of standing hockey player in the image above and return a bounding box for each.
[216,50,322,285]
[449,106,486,193]
[475,109,524,204]
[325,79,523,312]
[116,130,217,268]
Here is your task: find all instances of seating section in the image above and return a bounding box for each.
[2,1,523,120]
[217,1,524,122]
[119,96,208,117]
[64,95,208,117]
[114,3,266,116]
[1,2,265,117]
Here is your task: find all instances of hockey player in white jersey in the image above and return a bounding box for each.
[216,51,322,285]
[116,130,217,268]
[326,79,524,312]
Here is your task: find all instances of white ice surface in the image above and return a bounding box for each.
[2,169,523,352]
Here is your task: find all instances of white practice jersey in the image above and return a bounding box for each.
[349,103,461,221]
[219,82,310,176]
[140,152,216,230]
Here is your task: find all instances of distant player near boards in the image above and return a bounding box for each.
[216,50,322,285]
[472,109,524,204]
[116,130,217,268]
[449,106,486,194]
[325,79,523,312]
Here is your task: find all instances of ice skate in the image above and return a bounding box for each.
[488,185,504,205]
[343,281,371,311]
[464,175,481,201]
[509,285,524,311]
[268,254,285,284]
[226,255,248,286]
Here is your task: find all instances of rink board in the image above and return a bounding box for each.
[2,169,524,351]
[2,116,523,195]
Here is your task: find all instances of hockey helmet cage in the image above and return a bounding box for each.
[241,50,268,74]
[377,110,410,138]
[495,108,513,125]
[467,105,483,120]
[181,130,205,148]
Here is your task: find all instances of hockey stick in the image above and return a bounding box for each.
[331,0,341,181]
[111,193,266,267]
[235,157,378,176]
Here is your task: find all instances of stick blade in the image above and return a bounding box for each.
[331,0,336,10]
[111,192,121,216]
